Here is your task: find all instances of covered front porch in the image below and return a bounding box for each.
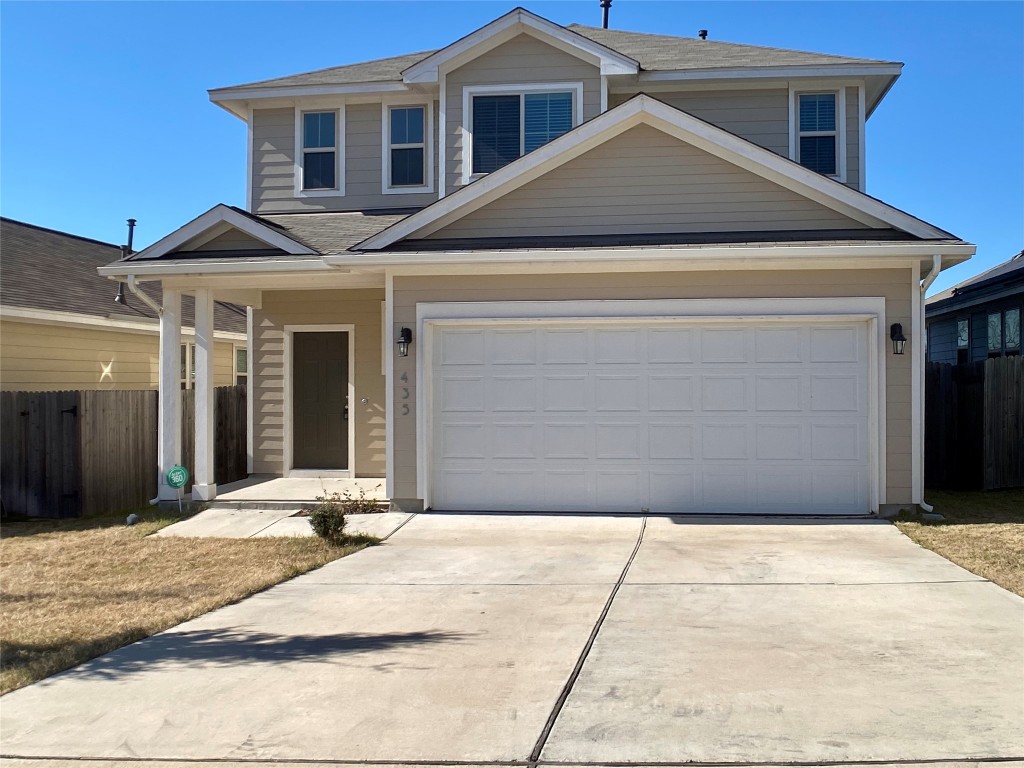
[213,475,389,508]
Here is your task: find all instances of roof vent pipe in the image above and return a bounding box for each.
[127,218,136,252]
[600,0,611,29]
[698,29,708,40]
[114,218,137,306]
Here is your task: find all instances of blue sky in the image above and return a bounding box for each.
[2,1,1021,295]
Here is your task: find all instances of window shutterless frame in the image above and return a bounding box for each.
[294,106,344,197]
[462,82,583,185]
[789,86,847,182]
[381,99,434,194]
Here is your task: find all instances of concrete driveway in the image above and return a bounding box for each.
[2,514,1023,765]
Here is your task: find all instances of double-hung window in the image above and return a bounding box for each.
[387,105,427,190]
[797,93,838,176]
[469,87,577,177]
[300,111,338,192]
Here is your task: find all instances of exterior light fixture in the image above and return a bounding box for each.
[890,323,907,355]
[396,327,412,357]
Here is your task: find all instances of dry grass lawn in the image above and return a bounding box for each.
[0,512,374,694]
[895,489,1024,597]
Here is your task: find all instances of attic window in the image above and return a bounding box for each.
[797,93,838,176]
[466,84,581,179]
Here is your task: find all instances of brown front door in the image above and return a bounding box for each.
[293,331,348,469]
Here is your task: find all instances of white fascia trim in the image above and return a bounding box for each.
[124,204,317,262]
[415,297,887,513]
[355,95,953,249]
[211,81,408,105]
[0,304,246,340]
[460,82,584,187]
[294,105,345,198]
[381,97,435,195]
[638,63,902,83]
[401,8,637,84]
[99,259,333,278]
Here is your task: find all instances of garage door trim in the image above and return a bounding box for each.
[416,298,887,513]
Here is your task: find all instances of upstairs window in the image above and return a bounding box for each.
[469,86,578,177]
[797,93,838,176]
[387,106,427,190]
[301,111,338,191]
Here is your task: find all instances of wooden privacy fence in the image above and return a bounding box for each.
[1,385,247,518]
[925,356,1024,490]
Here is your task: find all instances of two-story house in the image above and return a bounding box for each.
[101,8,974,515]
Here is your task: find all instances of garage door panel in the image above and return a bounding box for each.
[431,321,870,514]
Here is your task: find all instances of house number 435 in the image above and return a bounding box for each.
[400,372,410,415]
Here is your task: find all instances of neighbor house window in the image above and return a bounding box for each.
[235,347,248,387]
[301,111,337,191]
[797,93,838,176]
[988,312,1003,355]
[389,106,426,187]
[956,318,970,364]
[470,88,576,175]
[989,308,1021,357]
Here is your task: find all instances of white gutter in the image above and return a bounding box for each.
[127,275,163,317]
[918,254,942,513]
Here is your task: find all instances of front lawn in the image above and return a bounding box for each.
[0,512,374,694]
[895,489,1024,597]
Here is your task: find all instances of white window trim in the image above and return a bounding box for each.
[789,86,847,183]
[294,106,345,197]
[461,81,584,186]
[414,298,887,515]
[381,98,434,195]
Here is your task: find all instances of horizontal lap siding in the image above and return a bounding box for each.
[191,230,269,251]
[0,321,236,390]
[430,124,866,239]
[251,289,385,476]
[252,105,439,213]
[391,269,912,503]
[446,34,602,193]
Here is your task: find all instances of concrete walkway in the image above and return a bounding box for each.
[153,508,410,540]
[2,515,1022,764]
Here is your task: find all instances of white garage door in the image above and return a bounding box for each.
[429,320,871,514]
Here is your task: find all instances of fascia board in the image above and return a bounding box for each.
[128,205,317,262]
[209,82,410,105]
[98,258,333,278]
[638,63,902,83]
[401,8,637,84]
[357,95,950,250]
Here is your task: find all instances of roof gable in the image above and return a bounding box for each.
[401,8,638,84]
[356,95,953,250]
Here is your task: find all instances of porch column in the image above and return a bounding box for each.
[158,289,182,501]
[192,288,217,501]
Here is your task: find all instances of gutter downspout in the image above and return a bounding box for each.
[127,275,163,318]
[918,254,942,513]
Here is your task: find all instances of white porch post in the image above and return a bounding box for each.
[193,288,217,501]
[158,289,182,501]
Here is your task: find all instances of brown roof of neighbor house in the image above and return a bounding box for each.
[215,24,896,92]
[0,218,247,334]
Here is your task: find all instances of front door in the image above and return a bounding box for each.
[293,331,348,469]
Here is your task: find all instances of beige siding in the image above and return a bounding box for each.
[445,33,602,193]
[430,124,867,240]
[251,104,439,214]
[251,289,385,476]
[0,320,236,391]
[611,88,790,156]
[845,86,861,190]
[391,269,914,504]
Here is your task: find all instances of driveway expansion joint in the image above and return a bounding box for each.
[528,516,649,764]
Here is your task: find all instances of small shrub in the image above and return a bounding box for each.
[303,485,382,545]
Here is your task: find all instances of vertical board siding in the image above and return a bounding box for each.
[428,124,867,240]
[251,289,386,476]
[446,33,602,193]
[0,387,247,518]
[391,269,913,502]
[251,104,439,213]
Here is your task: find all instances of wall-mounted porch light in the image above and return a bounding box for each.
[396,327,413,357]
[890,323,907,355]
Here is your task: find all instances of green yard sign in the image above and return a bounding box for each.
[166,465,190,489]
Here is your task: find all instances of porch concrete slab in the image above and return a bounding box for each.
[627,516,984,585]
[251,511,412,539]
[4,763,1017,768]
[216,476,387,503]
[151,507,295,538]
[541,580,1024,763]
[0,575,610,762]
[300,512,643,585]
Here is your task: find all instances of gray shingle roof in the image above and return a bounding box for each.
[216,24,894,91]
[1,218,247,334]
[260,211,412,255]
[927,250,1024,305]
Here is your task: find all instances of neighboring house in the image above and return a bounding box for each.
[1,218,248,391]
[100,8,975,515]
[925,251,1023,364]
